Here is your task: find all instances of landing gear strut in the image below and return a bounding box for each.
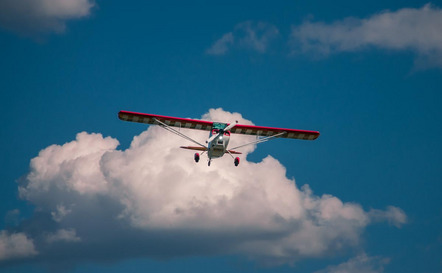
[194,153,200,163]
[234,157,240,167]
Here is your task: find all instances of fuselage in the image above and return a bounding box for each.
[207,127,230,159]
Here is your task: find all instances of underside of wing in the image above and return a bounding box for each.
[229,124,320,140]
[119,111,214,131]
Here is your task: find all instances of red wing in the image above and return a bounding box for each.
[119,111,319,140]
[230,124,320,140]
[118,111,213,131]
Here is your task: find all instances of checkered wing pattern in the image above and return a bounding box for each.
[118,111,214,131]
[230,124,320,140]
[119,111,319,140]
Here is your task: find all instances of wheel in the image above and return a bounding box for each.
[208,160,211,166]
[194,153,200,163]
[234,157,240,167]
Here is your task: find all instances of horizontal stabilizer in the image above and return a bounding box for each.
[180,146,208,151]
[180,146,241,154]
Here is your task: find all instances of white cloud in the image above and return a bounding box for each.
[314,253,390,273]
[0,231,37,261]
[4,108,405,266]
[51,205,73,223]
[207,21,279,55]
[0,0,95,35]
[46,229,81,243]
[290,4,442,67]
[206,32,234,55]
[368,206,407,228]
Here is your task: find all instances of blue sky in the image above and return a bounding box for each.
[0,1,441,272]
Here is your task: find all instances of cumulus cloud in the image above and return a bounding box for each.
[0,0,95,35]
[0,231,37,261]
[46,229,81,243]
[368,206,407,228]
[51,205,73,223]
[207,21,279,55]
[314,253,390,273]
[1,109,405,267]
[206,33,234,55]
[290,4,442,67]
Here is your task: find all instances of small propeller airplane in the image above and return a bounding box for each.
[118,111,320,167]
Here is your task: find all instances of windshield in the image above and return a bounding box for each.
[212,122,227,130]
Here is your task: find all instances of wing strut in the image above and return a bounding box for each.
[230,132,286,150]
[154,118,207,148]
[225,149,235,159]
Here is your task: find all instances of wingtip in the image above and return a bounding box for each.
[118,111,125,120]
[311,131,320,140]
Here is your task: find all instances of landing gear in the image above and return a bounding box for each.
[234,157,240,167]
[208,160,211,166]
[194,153,200,163]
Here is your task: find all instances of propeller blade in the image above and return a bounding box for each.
[206,121,238,144]
[206,133,219,144]
[224,120,238,132]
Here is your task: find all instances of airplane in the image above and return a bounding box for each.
[118,111,320,166]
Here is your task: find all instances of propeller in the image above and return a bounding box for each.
[223,120,238,132]
[206,120,238,144]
